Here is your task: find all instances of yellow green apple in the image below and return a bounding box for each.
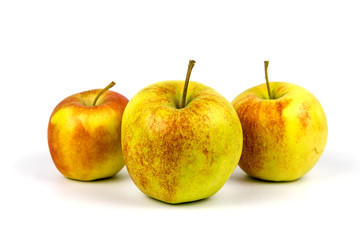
[121,60,243,204]
[232,61,328,181]
[48,82,129,181]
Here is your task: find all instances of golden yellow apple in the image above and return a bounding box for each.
[48,82,128,181]
[121,60,243,204]
[232,61,328,181]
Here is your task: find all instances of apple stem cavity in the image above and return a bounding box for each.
[180,60,196,109]
[92,81,116,106]
[264,60,272,99]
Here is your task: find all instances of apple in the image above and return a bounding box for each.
[121,60,243,204]
[232,61,328,181]
[48,82,129,181]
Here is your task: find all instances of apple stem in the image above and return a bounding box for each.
[92,81,116,106]
[264,60,272,99]
[180,60,196,108]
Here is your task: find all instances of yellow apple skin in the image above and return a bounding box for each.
[48,89,128,181]
[232,82,328,181]
[122,81,243,204]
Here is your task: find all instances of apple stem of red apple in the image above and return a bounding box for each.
[264,60,272,99]
[180,60,196,108]
[92,81,116,106]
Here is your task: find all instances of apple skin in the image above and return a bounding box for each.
[121,81,243,204]
[232,82,328,181]
[48,89,128,181]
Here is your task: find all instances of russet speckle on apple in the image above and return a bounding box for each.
[48,82,129,181]
[232,61,328,181]
[121,60,243,204]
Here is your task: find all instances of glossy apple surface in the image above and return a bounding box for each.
[232,82,327,181]
[48,89,128,181]
[121,81,243,203]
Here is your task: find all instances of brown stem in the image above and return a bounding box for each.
[92,81,116,106]
[264,60,272,99]
[180,60,196,108]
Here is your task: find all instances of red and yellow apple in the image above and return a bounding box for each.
[48,82,128,181]
[232,61,328,181]
[121,61,243,204]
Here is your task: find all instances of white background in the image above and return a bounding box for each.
[1,0,359,239]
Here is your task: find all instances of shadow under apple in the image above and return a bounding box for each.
[13,149,357,208]
[14,152,146,208]
[213,149,358,207]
